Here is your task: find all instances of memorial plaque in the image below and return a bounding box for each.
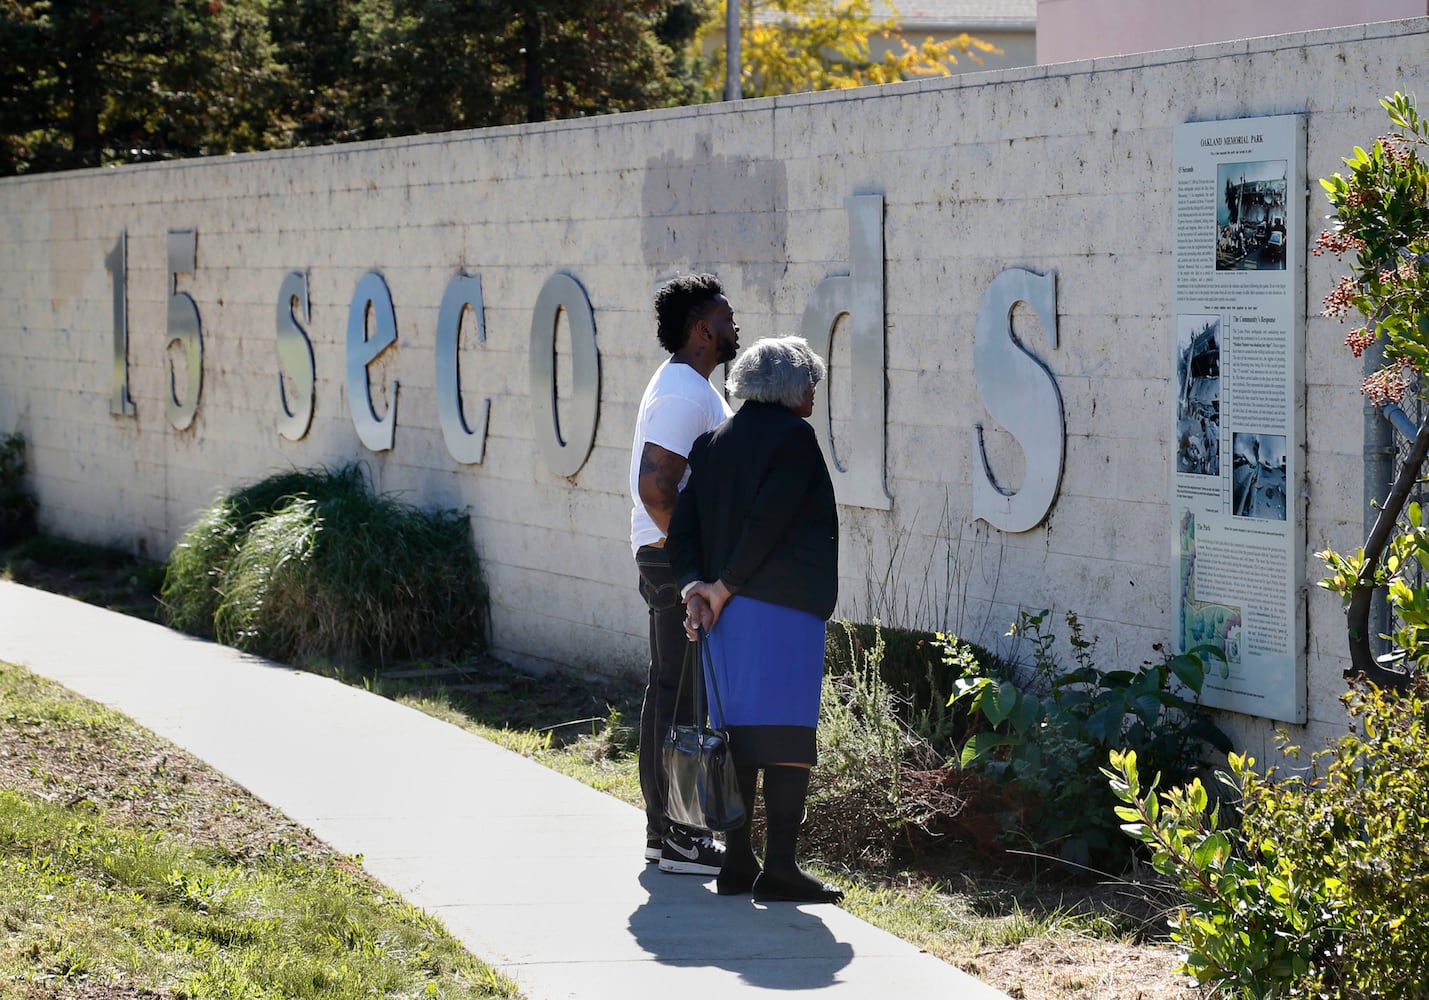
[1171,114,1307,723]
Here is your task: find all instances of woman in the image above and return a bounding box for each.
[667,335,842,904]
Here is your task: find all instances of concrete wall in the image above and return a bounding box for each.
[2,18,1426,758]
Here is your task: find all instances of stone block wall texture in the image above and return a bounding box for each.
[2,18,1426,754]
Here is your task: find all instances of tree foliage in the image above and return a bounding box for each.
[1314,94,1429,680]
[709,0,998,99]
[1,0,710,176]
[0,0,291,174]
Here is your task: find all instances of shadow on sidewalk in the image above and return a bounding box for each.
[627,866,854,990]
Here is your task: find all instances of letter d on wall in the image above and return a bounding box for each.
[973,268,1064,533]
[800,194,891,510]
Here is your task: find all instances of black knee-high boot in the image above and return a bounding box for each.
[754,765,843,903]
[716,766,761,895]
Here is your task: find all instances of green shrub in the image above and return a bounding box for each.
[162,465,486,667]
[1107,679,1429,999]
[0,432,38,545]
[947,610,1231,869]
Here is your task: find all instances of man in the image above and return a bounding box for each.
[629,272,738,875]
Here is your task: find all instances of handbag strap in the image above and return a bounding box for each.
[696,627,730,730]
[669,626,727,731]
[671,631,705,728]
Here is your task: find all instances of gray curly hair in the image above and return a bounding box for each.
[725,336,827,408]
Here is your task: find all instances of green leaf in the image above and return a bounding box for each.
[959,732,1017,768]
[982,679,1020,727]
[1008,691,1041,732]
[1168,652,1206,693]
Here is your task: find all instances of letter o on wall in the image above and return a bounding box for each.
[528,272,600,477]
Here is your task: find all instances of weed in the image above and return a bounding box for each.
[0,432,37,546]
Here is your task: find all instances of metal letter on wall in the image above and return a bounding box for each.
[346,270,399,452]
[165,230,203,430]
[528,272,599,477]
[436,273,491,465]
[275,271,315,441]
[800,194,892,509]
[972,268,1064,533]
[105,230,135,417]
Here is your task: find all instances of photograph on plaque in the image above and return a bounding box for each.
[1176,314,1221,477]
[1215,160,1289,271]
[1177,512,1243,666]
[1231,432,1287,521]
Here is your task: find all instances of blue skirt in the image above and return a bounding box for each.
[703,596,825,766]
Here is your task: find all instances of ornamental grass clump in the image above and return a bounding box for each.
[162,465,485,667]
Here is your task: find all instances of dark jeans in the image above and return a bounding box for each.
[636,545,702,841]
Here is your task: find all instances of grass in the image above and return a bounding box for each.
[2,533,1197,999]
[0,659,521,1000]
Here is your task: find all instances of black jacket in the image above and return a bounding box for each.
[668,400,838,620]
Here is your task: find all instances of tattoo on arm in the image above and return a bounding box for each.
[637,442,687,534]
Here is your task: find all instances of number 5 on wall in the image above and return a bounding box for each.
[166,229,203,430]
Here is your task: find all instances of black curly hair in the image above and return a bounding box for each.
[653,273,724,354]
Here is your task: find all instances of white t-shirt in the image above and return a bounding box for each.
[629,359,732,555]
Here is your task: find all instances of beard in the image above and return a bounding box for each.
[717,337,738,364]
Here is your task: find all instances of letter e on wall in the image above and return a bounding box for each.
[346,271,399,452]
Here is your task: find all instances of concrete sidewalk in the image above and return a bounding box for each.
[0,580,1006,1000]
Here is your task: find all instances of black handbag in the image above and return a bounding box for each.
[662,628,746,832]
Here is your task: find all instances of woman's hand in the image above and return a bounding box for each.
[684,579,733,636]
[683,592,709,640]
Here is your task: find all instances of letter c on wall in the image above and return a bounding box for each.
[436,273,490,465]
[529,272,600,477]
[973,268,1064,533]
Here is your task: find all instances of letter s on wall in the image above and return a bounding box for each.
[275,271,315,441]
[973,268,1064,533]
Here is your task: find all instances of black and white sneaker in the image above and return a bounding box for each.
[658,832,725,875]
[645,837,663,863]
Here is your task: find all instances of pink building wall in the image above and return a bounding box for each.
[1036,0,1427,62]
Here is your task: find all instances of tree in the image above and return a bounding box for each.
[350,0,709,134]
[0,0,711,175]
[708,0,998,99]
[1315,93,1429,682]
[0,0,292,174]
[266,0,375,146]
